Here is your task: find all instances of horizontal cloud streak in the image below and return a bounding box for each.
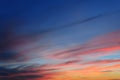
[47,30,120,59]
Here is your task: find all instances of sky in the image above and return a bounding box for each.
[0,0,120,80]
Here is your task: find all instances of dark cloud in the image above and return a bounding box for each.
[0,51,17,61]
[0,14,28,62]
[0,65,44,80]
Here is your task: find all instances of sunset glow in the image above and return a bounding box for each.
[0,0,120,80]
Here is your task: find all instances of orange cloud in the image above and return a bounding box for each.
[82,59,120,65]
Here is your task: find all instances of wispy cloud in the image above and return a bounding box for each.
[47,30,120,60]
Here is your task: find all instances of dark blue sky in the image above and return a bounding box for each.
[1,0,120,35]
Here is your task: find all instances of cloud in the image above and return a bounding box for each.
[0,65,45,80]
[0,62,119,80]
[82,59,120,65]
[47,30,120,59]
[0,51,18,61]
[100,70,113,72]
[61,60,80,65]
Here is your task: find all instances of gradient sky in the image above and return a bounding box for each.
[0,0,120,80]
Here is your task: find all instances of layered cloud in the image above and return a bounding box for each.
[0,14,120,80]
[0,30,120,80]
[47,30,120,60]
